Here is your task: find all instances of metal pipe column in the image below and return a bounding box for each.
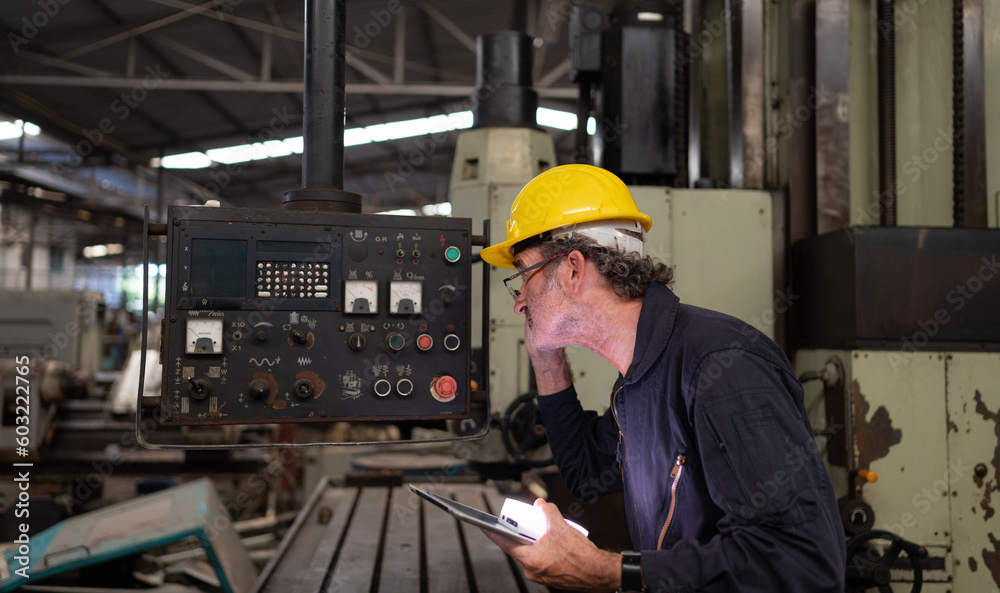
[303,0,344,190]
[283,0,361,212]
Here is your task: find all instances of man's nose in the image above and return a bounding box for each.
[513,294,527,315]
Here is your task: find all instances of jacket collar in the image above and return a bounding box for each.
[623,283,680,385]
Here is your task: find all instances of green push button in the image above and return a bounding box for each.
[444,246,461,263]
[385,332,405,352]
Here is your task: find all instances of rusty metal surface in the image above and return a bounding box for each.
[851,379,902,471]
[944,353,1000,591]
[973,390,999,520]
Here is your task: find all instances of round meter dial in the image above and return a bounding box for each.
[389,281,422,314]
[186,318,224,354]
[345,280,378,314]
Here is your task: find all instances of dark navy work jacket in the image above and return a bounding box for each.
[537,283,846,592]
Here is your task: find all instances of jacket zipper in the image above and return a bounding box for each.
[656,453,687,550]
[611,385,644,545]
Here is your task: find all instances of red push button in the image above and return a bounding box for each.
[433,375,458,401]
[417,334,434,351]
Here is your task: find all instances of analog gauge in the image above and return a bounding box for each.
[186,318,224,354]
[344,280,378,314]
[389,281,422,314]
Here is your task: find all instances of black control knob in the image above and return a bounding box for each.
[294,379,314,399]
[439,284,458,304]
[248,379,270,400]
[290,329,308,344]
[348,332,366,351]
[255,329,268,342]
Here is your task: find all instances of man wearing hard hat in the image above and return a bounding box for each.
[479,164,845,592]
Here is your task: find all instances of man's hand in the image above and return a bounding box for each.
[524,318,574,395]
[482,499,620,592]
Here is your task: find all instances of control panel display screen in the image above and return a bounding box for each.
[162,205,473,427]
[190,239,247,297]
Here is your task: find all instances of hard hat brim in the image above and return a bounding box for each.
[480,210,652,268]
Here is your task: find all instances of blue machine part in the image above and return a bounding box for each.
[0,478,255,592]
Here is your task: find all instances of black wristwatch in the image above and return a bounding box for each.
[619,550,645,592]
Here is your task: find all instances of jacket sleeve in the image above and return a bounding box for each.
[535,384,624,501]
[642,349,846,593]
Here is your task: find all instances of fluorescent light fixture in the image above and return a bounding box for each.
[535,109,598,136]
[159,111,474,169]
[133,263,161,277]
[377,208,418,216]
[344,128,372,146]
[0,121,23,141]
[637,11,664,21]
[83,243,123,259]
[161,151,212,169]
[365,111,472,142]
[262,140,292,158]
[206,145,252,164]
[536,107,577,131]
[157,107,601,171]
[421,202,453,216]
[0,119,42,140]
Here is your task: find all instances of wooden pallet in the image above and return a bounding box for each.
[252,481,547,593]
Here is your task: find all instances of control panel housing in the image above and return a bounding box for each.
[161,205,472,426]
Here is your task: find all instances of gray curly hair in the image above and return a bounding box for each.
[534,235,674,298]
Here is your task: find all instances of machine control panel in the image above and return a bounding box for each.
[161,205,473,426]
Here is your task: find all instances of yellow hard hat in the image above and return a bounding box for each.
[480,164,653,268]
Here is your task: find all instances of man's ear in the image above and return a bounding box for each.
[563,250,587,293]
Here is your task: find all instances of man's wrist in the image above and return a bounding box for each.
[531,349,573,395]
[619,551,645,592]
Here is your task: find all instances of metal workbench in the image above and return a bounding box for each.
[251,479,546,593]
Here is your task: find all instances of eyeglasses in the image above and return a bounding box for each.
[502,253,569,300]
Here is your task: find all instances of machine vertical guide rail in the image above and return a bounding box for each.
[135,208,492,449]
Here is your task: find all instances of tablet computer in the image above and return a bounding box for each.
[408,483,535,545]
